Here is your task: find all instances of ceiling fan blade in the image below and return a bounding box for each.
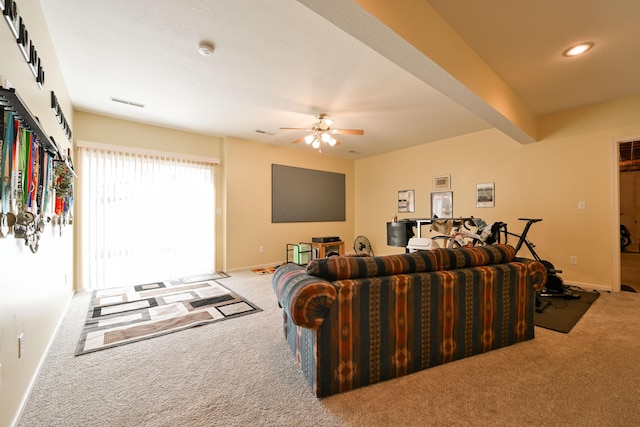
[291,136,307,144]
[333,129,364,135]
[280,127,311,131]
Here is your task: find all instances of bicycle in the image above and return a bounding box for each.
[431,217,500,248]
[496,218,580,301]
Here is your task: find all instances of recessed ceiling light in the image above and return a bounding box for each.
[198,41,215,56]
[563,42,594,57]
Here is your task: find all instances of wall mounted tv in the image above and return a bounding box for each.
[272,164,345,223]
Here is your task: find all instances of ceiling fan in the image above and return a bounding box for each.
[280,113,364,152]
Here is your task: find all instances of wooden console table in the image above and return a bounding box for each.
[311,241,344,258]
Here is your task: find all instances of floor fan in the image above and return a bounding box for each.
[353,235,374,256]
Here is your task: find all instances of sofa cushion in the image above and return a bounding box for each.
[306,250,439,281]
[434,244,516,270]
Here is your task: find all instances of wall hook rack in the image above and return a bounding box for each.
[0,86,61,158]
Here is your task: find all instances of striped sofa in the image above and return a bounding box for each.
[272,244,546,397]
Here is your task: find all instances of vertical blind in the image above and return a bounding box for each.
[79,145,215,290]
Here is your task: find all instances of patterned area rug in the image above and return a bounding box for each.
[76,274,260,355]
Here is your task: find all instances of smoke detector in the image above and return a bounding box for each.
[198,41,215,56]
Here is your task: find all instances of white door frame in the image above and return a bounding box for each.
[613,135,640,291]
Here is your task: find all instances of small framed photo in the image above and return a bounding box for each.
[433,174,451,190]
[431,191,453,218]
[476,182,495,208]
[398,189,415,213]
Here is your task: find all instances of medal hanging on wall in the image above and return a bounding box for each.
[53,159,73,235]
[0,110,12,237]
[1,111,18,236]
[26,146,49,253]
[0,106,73,248]
[14,127,35,239]
[24,133,41,252]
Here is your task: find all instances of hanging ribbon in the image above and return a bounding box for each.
[1,111,14,235]
[36,146,45,218]
[43,153,54,219]
[11,118,21,216]
[0,107,73,246]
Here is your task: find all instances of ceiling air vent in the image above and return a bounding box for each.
[110,97,145,108]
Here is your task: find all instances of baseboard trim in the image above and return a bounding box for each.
[11,290,75,427]
[564,280,613,293]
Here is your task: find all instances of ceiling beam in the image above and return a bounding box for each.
[297,0,538,144]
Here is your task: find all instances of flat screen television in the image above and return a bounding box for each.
[272,164,345,223]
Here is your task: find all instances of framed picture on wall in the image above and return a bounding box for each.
[476,182,495,208]
[431,191,453,218]
[433,175,451,190]
[398,189,415,213]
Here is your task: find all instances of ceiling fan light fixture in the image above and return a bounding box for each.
[281,113,363,153]
[563,42,594,57]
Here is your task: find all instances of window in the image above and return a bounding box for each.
[78,143,216,290]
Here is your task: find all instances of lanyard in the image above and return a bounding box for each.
[11,119,21,215]
[36,146,45,216]
[20,128,29,212]
[26,132,38,214]
[1,112,13,216]
[42,154,53,217]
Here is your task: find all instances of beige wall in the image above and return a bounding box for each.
[356,94,640,291]
[223,136,355,271]
[73,111,223,158]
[0,2,74,426]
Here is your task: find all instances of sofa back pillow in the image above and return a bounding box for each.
[307,250,439,281]
[434,244,516,270]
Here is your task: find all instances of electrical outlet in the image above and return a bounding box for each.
[578,201,586,210]
[18,333,24,359]
[570,256,577,265]
[259,246,264,253]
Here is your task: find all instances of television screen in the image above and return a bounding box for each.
[272,164,345,223]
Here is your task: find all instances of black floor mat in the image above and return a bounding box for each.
[534,290,600,333]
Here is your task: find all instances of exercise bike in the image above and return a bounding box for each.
[496,218,580,313]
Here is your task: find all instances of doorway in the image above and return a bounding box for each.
[619,139,640,293]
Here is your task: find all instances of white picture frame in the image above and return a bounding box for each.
[398,189,415,213]
[476,182,495,208]
[431,191,453,218]
[433,174,451,190]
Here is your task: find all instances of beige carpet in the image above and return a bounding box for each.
[18,270,640,426]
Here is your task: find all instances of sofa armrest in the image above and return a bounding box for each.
[515,257,547,290]
[272,264,337,329]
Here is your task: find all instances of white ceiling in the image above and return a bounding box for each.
[39,0,640,159]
